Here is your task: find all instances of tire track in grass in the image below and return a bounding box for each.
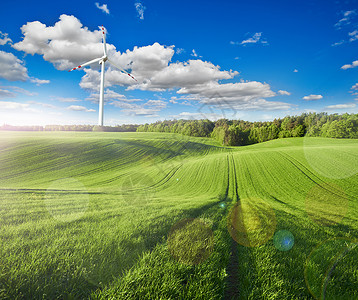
[223,153,241,300]
[279,151,355,200]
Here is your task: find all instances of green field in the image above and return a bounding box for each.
[0,131,357,299]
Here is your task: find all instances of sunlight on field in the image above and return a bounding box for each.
[303,137,358,179]
[0,132,357,299]
[305,182,349,226]
[167,218,214,265]
[45,177,89,222]
[227,197,276,247]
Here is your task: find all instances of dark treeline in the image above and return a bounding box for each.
[0,124,139,132]
[137,113,358,146]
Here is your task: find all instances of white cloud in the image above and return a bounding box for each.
[13,14,115,70]
[176,48,185,54]
[178,81,274,99]
[1,85,37,96]
[56,97,81,102]
[0,31,12,45]
[95,2,110,14]
[144,99,166,109]
[66,105,95,112]
[177,81,290,111]
[351,83,358,90]
[85,89,136,103]
[293,69,298,72]
[335,10,356,29]
[110,99,163,117]
[240,32,267,46]
[349,30,358,42]
[27,100,56,109]
[303,94,323,101]
[131,59,238,91]
[191,49,201,57]
[169,97,177,104]
[80,42,238,92]
[0,101,32,111]
[341,60,358,69]
[0,88,16,98]
[135,2,146,20]
[331,40,345,46]
[30,77,50,85]
[325,103,356,109]
[0,50,28,81]
[13,15,291,114]
[278,90,291,95]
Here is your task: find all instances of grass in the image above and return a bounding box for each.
[0,131,357,299]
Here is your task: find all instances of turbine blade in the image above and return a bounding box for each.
[68,57,102,72]
[108,58,137,82]
[101,25,107,56]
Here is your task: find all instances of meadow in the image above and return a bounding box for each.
[0,131,357,299]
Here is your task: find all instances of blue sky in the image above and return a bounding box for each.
[0,0,357,125]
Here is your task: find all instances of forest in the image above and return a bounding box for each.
[1,112,356,146]
[136,112,358,146]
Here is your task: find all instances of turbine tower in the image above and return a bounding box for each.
[69,26,136,126]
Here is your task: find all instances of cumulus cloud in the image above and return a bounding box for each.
[325,103,356,109]
[13,14,115,70]
[80,43,238,92]
[95,2,110,14]
[341,60,358,69]
[0,50,49,85]
[0,50,28,81]
[135,2,146,20]
[176,81,290,111]
[13,15,292,113]
[67,105,95,112]
[278,90,291,95]
[0,31,12,45]
[303,94,323,101]
[351,83,358,90]
[131,60,238,91]
[293,69,298,72]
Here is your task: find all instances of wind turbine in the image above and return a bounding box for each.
[69,26,137,126]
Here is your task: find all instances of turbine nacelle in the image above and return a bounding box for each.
[100,56,108,64]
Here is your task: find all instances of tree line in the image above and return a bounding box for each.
[1,113,356,146]
[136,112,358,146]
[0,124,139,132]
